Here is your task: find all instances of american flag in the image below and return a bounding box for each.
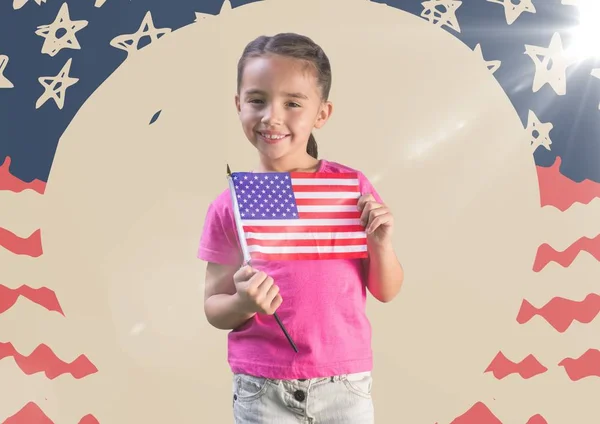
[231,171,368,261]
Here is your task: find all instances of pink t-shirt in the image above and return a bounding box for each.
[197,159,383,379]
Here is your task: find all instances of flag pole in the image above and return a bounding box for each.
[226,164,298,353]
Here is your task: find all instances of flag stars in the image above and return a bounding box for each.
[526,110,553,152]
[110,11,171,58]
[524,32,577,96]
[487,0,536,25]
[36,58,79,109]
[0,55,14,89]
[35,3,88,57]
[421,0,462,33]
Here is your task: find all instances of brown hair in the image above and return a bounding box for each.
[236,33,332,159]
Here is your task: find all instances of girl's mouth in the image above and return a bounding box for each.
[257,132,289,144]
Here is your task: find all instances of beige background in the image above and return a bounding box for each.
[2,0,600,422]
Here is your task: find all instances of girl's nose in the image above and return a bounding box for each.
[261,105,283,126]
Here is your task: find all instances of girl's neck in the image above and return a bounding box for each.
[255,154,321,173]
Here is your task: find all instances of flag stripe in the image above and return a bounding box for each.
[243,225,365,233]
[246,238,366,247]
[250,251,368,261]
[245,231,366,240]
[242,218,362,226]
[294,192,360,199]
[289,172,358,179]
[298,211,361,219]
[247,245,368,254]
[292,184,360,192]
[297,205,358,212]
[295,198,358,206]
[291,178,359,186]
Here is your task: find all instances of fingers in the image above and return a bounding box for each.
[245,271,282,313]
[233,264,256,283]
[268,294,283,314]
[359,199,386,227]
[357,193,376,212]
[366,211,393,234]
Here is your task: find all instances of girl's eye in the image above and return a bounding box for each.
[249,99,263,104]
[287,102,300,108]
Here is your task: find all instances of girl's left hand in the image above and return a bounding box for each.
[357,193,394,247]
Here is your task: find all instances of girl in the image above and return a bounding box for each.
[198,32,404,423]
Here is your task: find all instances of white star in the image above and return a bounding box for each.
[487,0,536,25]
[35,3,88,57]
[0,55,14,89]
[95,0,107,7]
[473,44,501,74]
[526,110,553,152]
[110,11,171,58]
[36,58,79,109]
[421,0,462,33]
[13,0,46,11]
[524,32,577,96]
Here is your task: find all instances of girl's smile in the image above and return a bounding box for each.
[256,130,290,144]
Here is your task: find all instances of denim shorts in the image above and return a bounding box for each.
[232,371,374,423]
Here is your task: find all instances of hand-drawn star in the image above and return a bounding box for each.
[110,11,171,58]
[0,55,14,89]
[195,0,232,22]
[95,0,106,7]
[34,3,88,57]
[473,44,501,74]
[592,68,600,109]
[12,0,46,11]
[421,0,462,33]
[524,32,577,96]
[36,58,79,110]
[526,110,553,152]
[487,0,536,25]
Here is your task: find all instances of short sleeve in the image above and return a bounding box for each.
[197,195,242,266]
[358,171,384,204]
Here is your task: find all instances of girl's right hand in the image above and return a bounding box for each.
[233,265,283,315]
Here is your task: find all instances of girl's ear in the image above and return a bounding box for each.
[235,94,241,115]
[314,101,333,129]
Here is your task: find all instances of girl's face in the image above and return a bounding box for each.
[235,54,332,168]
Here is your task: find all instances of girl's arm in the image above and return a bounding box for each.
[358,192,404,303]
[204,262,256,330]
[364,242,404,303]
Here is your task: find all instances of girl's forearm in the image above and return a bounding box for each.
[365,242,404,303]
[204,293,256,330]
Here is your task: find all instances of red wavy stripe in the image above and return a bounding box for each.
[0,156,46,194]
[449,402,502,424]
[526,415,548,424]
[516,293,600,332]
[533,233,600,272]
[3,402,53,424]
[0,342,97,379]
[559,348,600,381]
[78,415,100,424]
[537,157,600,211]
[0,284,64,315]
[484,351,547,379]
[3,402,99,424]
[0,227,43,257]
